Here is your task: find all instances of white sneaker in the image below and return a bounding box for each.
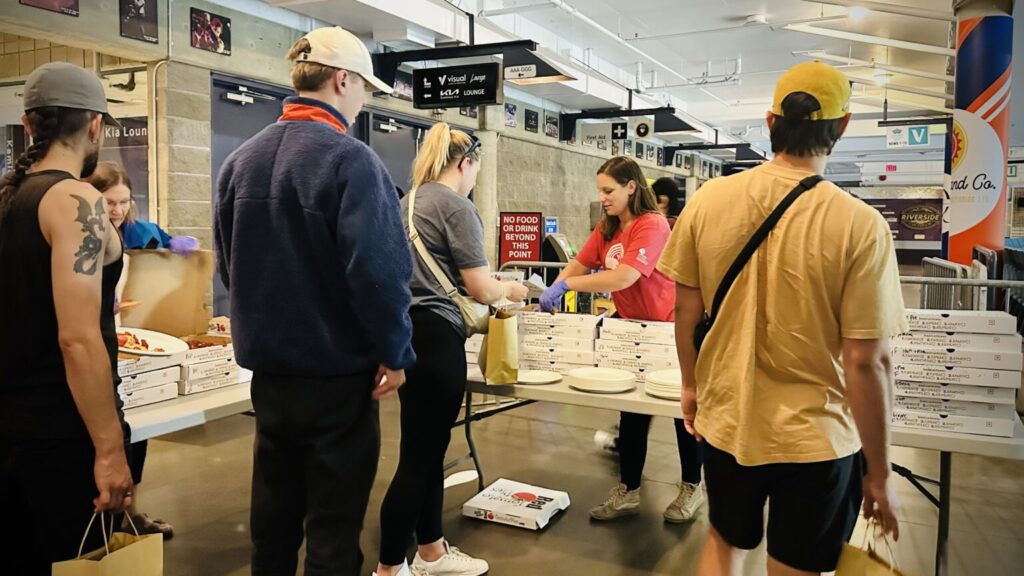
[412,541,489,576]
[373,561,430,576]
[593,430,618,453]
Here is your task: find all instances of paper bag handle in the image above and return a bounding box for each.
[859,518,901,573]
[75,511,142,558]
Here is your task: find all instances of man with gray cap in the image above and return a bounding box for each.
[215,27,415,575]
[0,62,134,573]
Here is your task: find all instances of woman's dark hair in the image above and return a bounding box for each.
[89,162,136,225]
[651,177,684,218]
[769,92,845,157]
[0,106,96,223]
[597,156,660,241]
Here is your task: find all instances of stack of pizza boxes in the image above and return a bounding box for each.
[178,334,238,395]
[518,312,601,374]
[891,310,1022,438]
[596,318,678,382]
[118,351,183,409]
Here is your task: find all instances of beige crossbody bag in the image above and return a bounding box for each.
[407,187,491,336]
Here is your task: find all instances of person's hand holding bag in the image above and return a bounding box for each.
[539,280,569,312]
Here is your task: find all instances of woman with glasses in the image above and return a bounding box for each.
[375,123,527,576]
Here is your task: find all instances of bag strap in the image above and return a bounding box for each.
[407,187,459,298]
[706,174,823,326]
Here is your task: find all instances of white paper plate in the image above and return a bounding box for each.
[517,370,562,385]
[570,382,636,394]
[645,386,681,401]
[645,369,682,388]
[117,327,188,357]
[566,366,635,383]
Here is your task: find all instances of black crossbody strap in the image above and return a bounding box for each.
[706,174,823,326]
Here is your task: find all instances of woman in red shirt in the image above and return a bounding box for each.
[540,156,704,523]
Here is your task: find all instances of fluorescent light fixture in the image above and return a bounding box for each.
[873,70,893,85]
[849,6,871,20]
[503,48,577,85]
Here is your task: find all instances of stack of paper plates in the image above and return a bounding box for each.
[517,370,562,385]
[644,369,682,400]
[566,367,636,394]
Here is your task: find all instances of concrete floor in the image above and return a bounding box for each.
[135,394,1024,575]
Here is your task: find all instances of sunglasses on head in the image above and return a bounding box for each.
[458,134,482,169]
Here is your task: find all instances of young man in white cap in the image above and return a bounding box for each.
[658,61,906,575]
[215,27,415,576]
[0,62,134,574]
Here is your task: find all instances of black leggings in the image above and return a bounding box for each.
[618,412,703,491]
[379,310,467,566]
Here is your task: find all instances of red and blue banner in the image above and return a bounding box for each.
[945,14,1014,264]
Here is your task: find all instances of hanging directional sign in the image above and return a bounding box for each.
[413,63,503,110]
[887,125,930,149]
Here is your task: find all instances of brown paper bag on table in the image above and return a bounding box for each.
[120,249,214,338]
[52,514,163,576]
[835,521,908,576]
[477,309,518,385]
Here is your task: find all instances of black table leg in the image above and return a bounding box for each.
[464,387,485,492]
[935,451,951,576]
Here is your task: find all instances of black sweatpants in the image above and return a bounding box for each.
[249,370,380,576]
[618,411,703,490]
[379,309,467,566]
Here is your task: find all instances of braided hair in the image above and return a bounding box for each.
[0,106,96,223]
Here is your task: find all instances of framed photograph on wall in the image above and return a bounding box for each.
[635,141,644,159]
[700,159,710,179]
[611,140,620,156]
[683,154,693,172]
[525,109,539,133]
[120,0,158,43]
[504,103,517,128]
[190,7,232,55]
[544,113,559,138]
[459,106,478,118]
[597,139,608,151]
[656,147,663,166]
[645,145,655,161]
[624,140,632,154]
[21,0,79,16]
[392,69,413,102]
[674,153,683,168]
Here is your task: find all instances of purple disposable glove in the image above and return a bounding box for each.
[169,235,200,255]
[539,280,569,313]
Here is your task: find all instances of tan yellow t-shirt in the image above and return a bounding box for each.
[656,162,907,466]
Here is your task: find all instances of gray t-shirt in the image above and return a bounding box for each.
[401,182,489,334]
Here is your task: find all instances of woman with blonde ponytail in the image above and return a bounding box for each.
[375,124,526,576]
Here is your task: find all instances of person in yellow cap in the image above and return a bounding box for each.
[656,60,907,575]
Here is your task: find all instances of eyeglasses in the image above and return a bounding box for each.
[458,134,482,169]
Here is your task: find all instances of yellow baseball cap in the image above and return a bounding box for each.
[771,61,851,120]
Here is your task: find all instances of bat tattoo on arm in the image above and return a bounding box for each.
[70,194,107,275]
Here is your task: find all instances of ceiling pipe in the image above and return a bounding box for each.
[801,0,955,22]
[627,13,845,42]
[784,23,956,57]
[793,50,955,83]
[478,1,556,18]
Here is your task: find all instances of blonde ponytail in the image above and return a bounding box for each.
[411,123,479,190]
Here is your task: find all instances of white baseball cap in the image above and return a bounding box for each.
[293,26,393,94]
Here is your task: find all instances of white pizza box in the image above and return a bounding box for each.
[117,352,185,378]
[178,368,241,395]
[893,364,1021,388]
[120,381,178,410]
[893,331,1022,353]
[521,360,594,373]
[600,327,675,346]
[465,335,485,354]
[463,478,570,530]
[521,334,595,351]
[905,309,1017,335]
[520,323,599,340]
[891,347,1023,371]
[892,408,1017,438]
[118,366,180,395]
[521,345,596,365]
[519,311,603,329]
[894,396,1018,419]
[180,356,238,382]
[601,318,675,337]
[597,351,679,370]
[181,335,235,365]
[895,381,1017,405]
[596,339,676,359]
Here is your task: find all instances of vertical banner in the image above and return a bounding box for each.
[946,12,1014,264]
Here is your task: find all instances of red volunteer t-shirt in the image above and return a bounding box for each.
[576,213,676,321]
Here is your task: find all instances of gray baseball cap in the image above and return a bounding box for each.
[24,62,122,129]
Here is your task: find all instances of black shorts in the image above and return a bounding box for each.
[704,442,863,573]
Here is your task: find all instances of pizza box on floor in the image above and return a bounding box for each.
[463,478,570,530]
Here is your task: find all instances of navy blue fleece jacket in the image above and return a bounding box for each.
[214,97,415,376]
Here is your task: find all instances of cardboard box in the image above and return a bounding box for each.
[118,366,180,395]
[596,339,677,359]
[120,381,178,410]
[894,364,1020,388]
[182,335,234,365]
[891,347,1023,371]
[904,309,1017,335]
[601,317,675,337]
[520,360,591,373]
[597,351,678,370]
[519,311,603,329]
[521,345,596,365]
[521,334,595,351]
[892,408,1017,438]
[893,331,1022,352]
[117,352,185,378]
[895,381,1017,405]
[178,368,240,395]
[120,249,215,338]
[520,323,599,340]
[894,396,1017,418]
[463,478,570,530]
[600,327,675,346]
[180,357,238,382]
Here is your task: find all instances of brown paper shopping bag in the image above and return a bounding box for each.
[477,310,519,385]
[52,513,163,576]
[836,521,908,576]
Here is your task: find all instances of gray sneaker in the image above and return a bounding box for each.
[590,483,640,521]
[663,482,705,523]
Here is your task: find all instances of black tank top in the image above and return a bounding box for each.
[0,170,124,440]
